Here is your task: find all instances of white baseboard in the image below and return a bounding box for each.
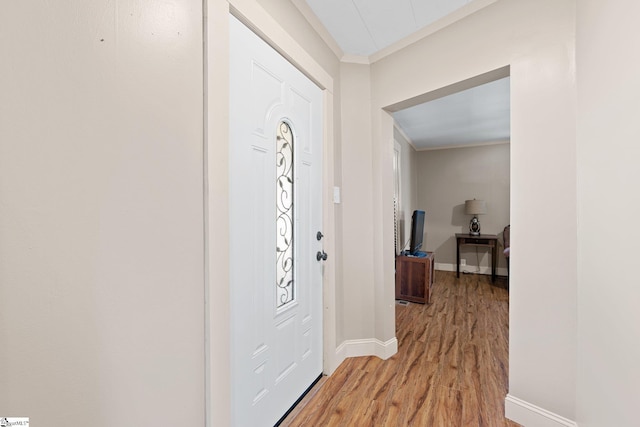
[505,394,578,427]
[435,262,508,277]
[335,337,398,361]
[326,350,344,375]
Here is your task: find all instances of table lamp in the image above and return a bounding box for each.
[465,199,487,236]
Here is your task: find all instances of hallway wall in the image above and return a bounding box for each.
[0,1,205,425]
[576,0,640,425]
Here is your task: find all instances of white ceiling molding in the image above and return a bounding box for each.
[303,0,446,56]
[290,0,344,60]
[414,139,510,152]
[300,0,498,63]
[340,54,370,65]
[304,0,378,56]
[369,0,498,63]
[393,123,418,152]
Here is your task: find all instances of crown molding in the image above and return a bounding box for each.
[291,0,497,66]
[393,123,419,152]
[415,139,510,152]
[340,54,370,65]
[290,0,344,60]
[369,0,498,63]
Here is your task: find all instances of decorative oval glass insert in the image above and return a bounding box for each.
[276,121,294,307]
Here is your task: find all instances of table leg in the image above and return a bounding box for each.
[456,239,460,278]
[492,244,496,282]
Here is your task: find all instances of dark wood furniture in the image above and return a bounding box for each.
[395,252,435,304]
[456,233,498,282]
[503,225,510,274]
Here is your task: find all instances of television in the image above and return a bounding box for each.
[409,210,426,256]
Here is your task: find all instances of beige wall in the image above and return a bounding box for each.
[0,1,205,425]
[340,62,375,340]
[370,0,578,423]
[576,0,640,425]
[417,144,510,273]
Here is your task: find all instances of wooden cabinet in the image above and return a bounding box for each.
[395,253,435,304]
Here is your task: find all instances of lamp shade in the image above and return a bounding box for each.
[465,199,487,215]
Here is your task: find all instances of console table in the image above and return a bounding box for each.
[455,233,498,282]
[395,252,435,304]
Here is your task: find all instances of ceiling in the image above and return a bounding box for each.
[393,77,510,150]
[304,0,473,57]
[300,0,510,149]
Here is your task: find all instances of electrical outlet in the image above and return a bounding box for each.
[461,259,466,266]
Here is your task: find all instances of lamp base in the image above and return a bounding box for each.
[469,216,481,235]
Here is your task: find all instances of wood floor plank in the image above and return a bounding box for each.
[282,271,521,427]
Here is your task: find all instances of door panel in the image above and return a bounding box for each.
[229,15,323,427]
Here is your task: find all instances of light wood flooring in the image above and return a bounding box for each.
[281,271,520,427]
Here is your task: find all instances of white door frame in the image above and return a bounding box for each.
[204,2,338,426]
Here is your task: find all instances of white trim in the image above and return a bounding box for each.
[331,0,498,65]
[290,0,344,60]
[321,89,339,376]
[340,54,370,65]
[435,262,508,278]
[328,344,345,375]
[415,139,510,152]
[505,395,579,427]
[368,0,498,64]
[205,3,233,425]
[289,0,498,66]
[335,338,398,361]
[230,0,333,94]
[291,0,497,66]
[393,123,419,152]
[393,140,402,255]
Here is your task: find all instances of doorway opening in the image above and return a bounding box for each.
[388,66,511,411]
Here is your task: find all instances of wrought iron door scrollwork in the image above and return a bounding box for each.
[276,122,294,307]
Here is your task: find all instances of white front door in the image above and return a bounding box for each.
[229,16,324,427]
